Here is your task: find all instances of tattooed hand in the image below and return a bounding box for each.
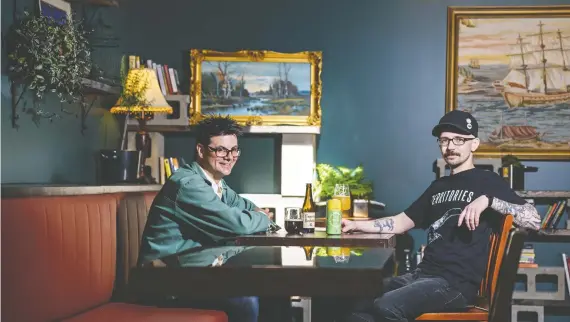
[342,219,358,233]
[491,199,541,230]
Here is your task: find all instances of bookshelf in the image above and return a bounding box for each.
[514,190,570,318]
[516,190,570,231]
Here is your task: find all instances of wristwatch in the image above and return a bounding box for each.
[485,194,494,208]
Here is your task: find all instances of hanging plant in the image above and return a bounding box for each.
[6,10,93,125]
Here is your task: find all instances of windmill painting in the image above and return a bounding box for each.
[447,6,570,159]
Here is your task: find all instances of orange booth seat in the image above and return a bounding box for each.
[1,191,227,322]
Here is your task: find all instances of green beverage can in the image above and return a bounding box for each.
[326,198,342,235]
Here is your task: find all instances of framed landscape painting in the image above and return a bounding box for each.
[446,6,570,159]
[189,49,322,127]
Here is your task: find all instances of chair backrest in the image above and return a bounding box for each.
[488,229,527,322]
[479,214,514,303]
[113,191,157,302]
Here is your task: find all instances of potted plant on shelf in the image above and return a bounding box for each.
[314,163,383,218]
[6,10,93,128]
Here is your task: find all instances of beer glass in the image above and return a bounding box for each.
[333,183,352,218]
[284,207,303,234]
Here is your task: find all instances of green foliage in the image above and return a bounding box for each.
[314,163,374,200]
[7,10,93,122]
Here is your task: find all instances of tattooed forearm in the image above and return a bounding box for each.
[373,218,395,232]
[491,198,541,230]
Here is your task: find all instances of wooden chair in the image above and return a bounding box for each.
[415,214,514,321]
[488,228,527,322]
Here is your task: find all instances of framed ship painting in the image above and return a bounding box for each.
[189,49,322,127]
[446,6,570,159]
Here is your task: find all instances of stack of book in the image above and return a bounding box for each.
[158,156,186,184]
[128,55,181,96]
[519,244,538,268]
[540,200,568,229]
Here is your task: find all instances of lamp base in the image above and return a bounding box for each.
[135,132,152,159]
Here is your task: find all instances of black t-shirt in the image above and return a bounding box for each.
[404,168,527,303]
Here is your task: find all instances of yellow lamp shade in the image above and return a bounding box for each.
[110,68,173,114]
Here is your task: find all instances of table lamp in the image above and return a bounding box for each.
[110,68,172,179]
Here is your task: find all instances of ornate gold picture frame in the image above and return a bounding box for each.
[446,5,570,160]
[189,49,322,126]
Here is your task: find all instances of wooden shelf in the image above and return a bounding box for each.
[81,78,120,95]
[128,124,321,135]
[66,0,119,7]
[516,191,570,199]
[513,298,570,308]
[526,229,570,243]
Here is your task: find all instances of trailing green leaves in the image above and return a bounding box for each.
[7,10,93,124]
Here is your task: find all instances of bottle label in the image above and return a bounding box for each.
[303,212,315,228]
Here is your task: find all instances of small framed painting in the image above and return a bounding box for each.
[446,5,570,160]
[189,49,323,127]
[39,0,71,23]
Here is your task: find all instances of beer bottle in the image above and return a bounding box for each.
[302,183,316,234]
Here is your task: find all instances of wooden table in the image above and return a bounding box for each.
[236,230,396,248]
[130,246,394,298]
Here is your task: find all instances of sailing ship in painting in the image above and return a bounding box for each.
[494,21,570,108]
[469,59,480,69]
[456,18,570,151]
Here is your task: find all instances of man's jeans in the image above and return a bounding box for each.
[345,269,469,322]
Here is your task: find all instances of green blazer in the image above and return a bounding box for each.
[138,161,271,266]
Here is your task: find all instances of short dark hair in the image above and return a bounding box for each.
[195,114,243,146]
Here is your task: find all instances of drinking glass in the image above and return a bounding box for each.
[284,207,303,234]
[333,183,352,218]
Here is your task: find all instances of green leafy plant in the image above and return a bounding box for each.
[7,10,93,125]
[314,163,374,200]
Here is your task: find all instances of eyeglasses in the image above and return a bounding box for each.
[437,137,475,146]
[207,146,241,157]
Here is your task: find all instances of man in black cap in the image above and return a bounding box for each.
[340,110,540,322]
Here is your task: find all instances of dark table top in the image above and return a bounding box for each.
[235,230,396,248]
[131,245,394,298]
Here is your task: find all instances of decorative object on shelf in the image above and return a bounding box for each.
[314,164,377,218]
[500,154,539,190]
[6,9,93,128]
[314,164,373,201]
[445,5,570,160]
[110,61,173,182]
[39,0,71,22]
[189,49,322,126]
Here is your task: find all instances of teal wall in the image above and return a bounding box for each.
[1,0,125,184]
[120,2,569,319]
[2,0,569,319]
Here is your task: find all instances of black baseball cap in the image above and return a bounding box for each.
[432,110,478,137]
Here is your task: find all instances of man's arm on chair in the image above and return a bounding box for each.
[342,212,415,234]
[490,198,540,230]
